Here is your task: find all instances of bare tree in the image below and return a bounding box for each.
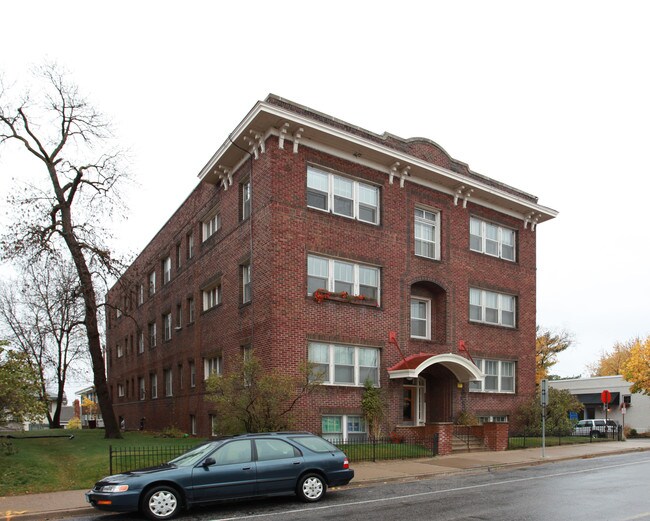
[0,259,88,428]
[0,64,128,438]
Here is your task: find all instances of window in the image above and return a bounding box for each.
[415,207,440,259]
[188,296,195,323]
[307,254,380,303]
[138,377,145,400]
[204,356,223,380]
[203,284,221,311]
[162,257,171,285]
[117,343,123,358]
[242,264,251,304]
[321,415,366,442]
[210,414,218,436]
[309,342,379,386]
[176,243,182,270]
[469,217,516,261]
[202,213,220,241]
[478,415,509,423]
[148,271,156,296]
[116,307,122,319]
[164,369,173,397]
[148,322,157,348]
[150,373,158,399]
[469,288,516,327]
[178,363,183,390]
[190,414,196,435]
[255,439,299,461]
[187,232,194,259]
[163,313,172,341]
[190,361,196,388]
[214,440,252,465]
[469,359,516,393]
[176,304,182,329]
[307,166,379,224]
[138,284,144,305]
[138,332,144,354]
[410,298,430,339]
[242,180,251,220]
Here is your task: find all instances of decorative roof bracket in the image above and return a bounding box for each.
[278,122,290,149]
[524,212,541,231]
[399,166,411,188]
[292,128,304,154]
[218,166,232,191]
[388,162,400,185]
[454,185,474,208]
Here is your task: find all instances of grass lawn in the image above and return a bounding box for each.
[508,435,608,449]
[339,441,433,461]
[0,429,206,497]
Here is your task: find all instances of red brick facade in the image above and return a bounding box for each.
[106,96,555,439]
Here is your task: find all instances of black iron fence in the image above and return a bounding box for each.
[109,444,198,474]
[108,436,439,473]
[509,425,622,450]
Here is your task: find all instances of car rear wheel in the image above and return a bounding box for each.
[142,486,181,520]
[297,473,326,502]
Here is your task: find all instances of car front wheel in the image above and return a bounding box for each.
[297,473,326,502]
[142,486,181,520]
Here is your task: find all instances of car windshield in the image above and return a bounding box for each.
[290,435,338,453]
[168,442,220,467]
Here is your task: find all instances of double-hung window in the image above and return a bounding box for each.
[469,359,515,393]
[410,298,430,339]
[187,232,194,259]
[308,342,379,386]
[164,369,173,397]
[202,213,220,242]
[148,271,156,296]
[415,208,440,259]
[202,284,221,311]
[307,254,380,303]
[150,373,158,399]
[162,257,171,284]
[148,322,157,348]
[307,166,380,225]
[163,313,172,341]
[321,415,367,443]
[470,217,516,261]
[138,377,145,400]
[138,332,144,354]
[242,264,251,303]
[469,288,516,327]
[242,180,251,220]
[204,356,223,380]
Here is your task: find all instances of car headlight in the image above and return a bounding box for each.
[100,484,129,493]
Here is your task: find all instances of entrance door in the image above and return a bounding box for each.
[402,378,426,426]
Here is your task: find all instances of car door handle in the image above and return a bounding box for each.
[242,466,252,470]
[292,461,301,465]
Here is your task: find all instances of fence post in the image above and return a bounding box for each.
[372,436,376,463]
[109,445,113,475]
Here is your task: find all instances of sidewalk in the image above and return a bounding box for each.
[3,439,649,520]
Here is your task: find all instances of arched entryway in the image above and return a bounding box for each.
[388,353,483,426]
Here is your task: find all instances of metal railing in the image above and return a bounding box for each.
[508,425,622,450]
[109,444,197,474]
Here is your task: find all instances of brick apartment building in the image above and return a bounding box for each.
[106,95,556,448]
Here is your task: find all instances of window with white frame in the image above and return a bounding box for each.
[117,383,125,397]
[187,232,194,259]
[469,217,516,261]
[138,332,144,354]
[163,313,172,341]
[415,207,440,259]
[138,377,145,400]
[117,343,123,358]
[202,284,221,311]
[478,415,509,423]
[309,342,379,386]
[176,304,182,329]
[242,264,251,303]
[188,297,195,323]
[469,359,515,393]
[242,180,251,220]
[148,322,157,348]
[150,373,158,399]
[190,361,196,388]
[410,298,430,339]
[307,254,380,303]
[469,288,516,327]
[321,415,367,442]
[148,270,156,296]
[202,212,220,242]
[210,414,218,436]
[176,243,182,270]
[138,284,144,305]
[164,369,173,397]
[307,166,380,224]
[190,414,196,435]
[162,257,171,284]
[204,356,223,380]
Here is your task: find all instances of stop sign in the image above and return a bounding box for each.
[601,389,612,404]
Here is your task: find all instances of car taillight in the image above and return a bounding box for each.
[343,457,349,469]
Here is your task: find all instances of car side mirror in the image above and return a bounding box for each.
[202,457,216,467]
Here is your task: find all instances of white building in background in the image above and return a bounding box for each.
[549,375,650,433]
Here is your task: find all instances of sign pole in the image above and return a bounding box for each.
[541,379,548,458]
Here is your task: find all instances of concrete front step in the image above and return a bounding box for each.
[451,435,486,452]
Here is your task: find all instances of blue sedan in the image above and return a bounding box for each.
[86,432,354,520]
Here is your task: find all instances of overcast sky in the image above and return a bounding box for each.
[1,1,649,395]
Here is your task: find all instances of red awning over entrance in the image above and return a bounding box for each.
[387,352,483,382]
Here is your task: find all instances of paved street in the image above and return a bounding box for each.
[58,451,650,521]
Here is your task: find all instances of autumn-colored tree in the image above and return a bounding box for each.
[536,326,573,385]
[516,387,583,435]
[587,339,635,377]
[621,336,650,395]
